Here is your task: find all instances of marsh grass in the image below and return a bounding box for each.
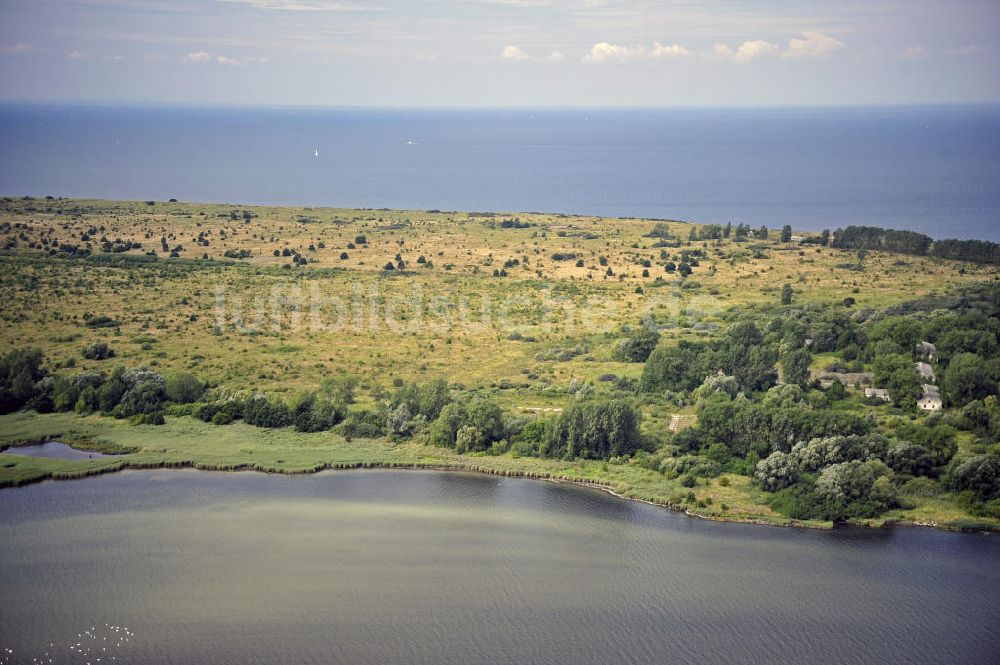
[2,411,995,530]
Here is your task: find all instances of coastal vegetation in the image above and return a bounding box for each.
[1,197,998,530]
[831,225,1000,265]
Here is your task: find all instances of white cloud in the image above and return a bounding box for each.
[472,0,551,5]
[711,39,779,63]
[215,0,383,11]
[180,52,264,65]
[783,32,844,59]
[581,42,645,63]
[710,44,734,61]
[585,39,808,65]
[0,43,34,55]
[899,46,928,61]
[582,41,689,64]
[184,51,213,63]
[732,39,779,63]
[944,44,978,57]
[547,51,564,62]
[712,33,843,64]
[67,51,89,60]
[500,45,528,61]
[648,42,692,60]
[580,33,842,67]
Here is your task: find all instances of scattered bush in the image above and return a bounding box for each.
[612,326,660,363]
[81,341,115,361]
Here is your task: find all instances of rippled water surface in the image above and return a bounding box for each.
[1,469,998,664]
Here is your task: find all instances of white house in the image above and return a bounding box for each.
[865,388,892,403]
[915,362,936,382]
[915,341,937,361]
[918,384,942,411]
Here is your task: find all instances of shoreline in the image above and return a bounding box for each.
[2,440,991,533]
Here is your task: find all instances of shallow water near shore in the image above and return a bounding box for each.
[0,441,118,461]
[1,468,998,664]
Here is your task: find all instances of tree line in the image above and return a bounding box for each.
[0,350,645,463]
[830,225,1000,265]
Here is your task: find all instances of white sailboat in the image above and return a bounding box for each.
[314,149,319,157]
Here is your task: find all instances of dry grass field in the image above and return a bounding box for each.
[2,196,993,405]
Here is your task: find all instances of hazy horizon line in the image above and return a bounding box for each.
[3,98,999,112]
[4,193,999,245]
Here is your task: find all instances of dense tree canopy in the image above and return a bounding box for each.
[545,399,641,460]
[831,226,932,256]
[943,353,997,407]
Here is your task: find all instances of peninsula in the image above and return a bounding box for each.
[2,197,998,531]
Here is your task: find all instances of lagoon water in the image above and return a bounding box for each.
[0,442,117,461]
[1,469,998,664]
[1,104,999,241]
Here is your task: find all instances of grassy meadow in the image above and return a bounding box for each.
[1,196,998,531]
[2,197,993,398]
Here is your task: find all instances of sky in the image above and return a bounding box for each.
[0,0,997,107]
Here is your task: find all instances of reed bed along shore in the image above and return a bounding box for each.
[2,411,996,532]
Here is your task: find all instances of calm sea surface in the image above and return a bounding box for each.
[0,104,998,240]
[1,469,998,664]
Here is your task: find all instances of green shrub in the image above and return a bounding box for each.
[612,326,660,363]
[391,378,452,421]
[947,453,1000,501]
[243,395,292,428]
[211,411,234,425]
[428,399,505,451]
[81,341,115,360]
[52,376,80,412]
[0,348,45,413]
[85,315,120,328]
[336,409,384,439]
[900,476,943,497]
[166,372,204,403]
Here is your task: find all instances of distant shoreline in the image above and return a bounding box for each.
[4,194,1000,246]
[3,103,998,242]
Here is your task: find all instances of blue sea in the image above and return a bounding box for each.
[1,104,997,241]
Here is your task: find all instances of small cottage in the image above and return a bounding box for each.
[915,341,937,361]
[915,362,936,382]
[918,384,942,411]
[865,388,892,403]
[811,370,873,389]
